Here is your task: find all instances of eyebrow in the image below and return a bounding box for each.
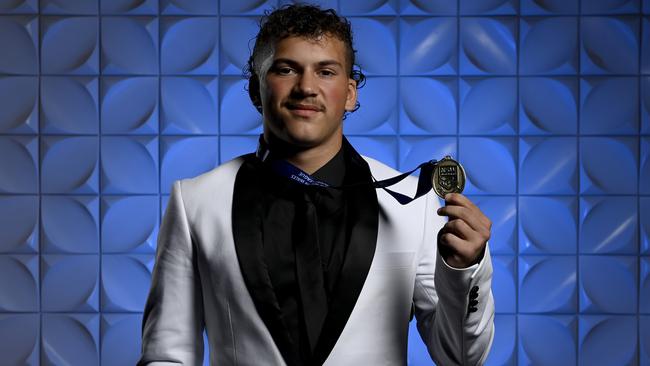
[272,58,344,69]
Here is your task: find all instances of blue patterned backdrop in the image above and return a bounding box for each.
[0,0,649,365]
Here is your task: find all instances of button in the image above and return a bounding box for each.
[466,286,480,318]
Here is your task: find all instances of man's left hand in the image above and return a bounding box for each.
[436,193,491,268]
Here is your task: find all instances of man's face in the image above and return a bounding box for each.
[258,34,357,149]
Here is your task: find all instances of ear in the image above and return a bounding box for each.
[344,78,358,111]
[248,74,263,114]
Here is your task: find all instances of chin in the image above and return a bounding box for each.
[282,130,323,148]
[274,121,323,146]
[265,113,341,149]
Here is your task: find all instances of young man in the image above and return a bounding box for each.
[139,4,494,366]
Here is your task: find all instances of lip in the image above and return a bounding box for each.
[289,108,319,117]
[287,103,322,117]
[288,103,322,111]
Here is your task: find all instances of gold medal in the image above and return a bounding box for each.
[432,156,466,199]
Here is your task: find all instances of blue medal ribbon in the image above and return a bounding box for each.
[256,136,438,205]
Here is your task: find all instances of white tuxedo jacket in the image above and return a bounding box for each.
[138,155,494,366]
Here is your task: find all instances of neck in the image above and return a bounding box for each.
[263,133,342,175]
[286,144,341,174]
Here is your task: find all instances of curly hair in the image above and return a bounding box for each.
[243,4,366,118]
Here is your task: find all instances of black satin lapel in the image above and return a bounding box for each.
[232,155,300,366]
[312,144,380,365]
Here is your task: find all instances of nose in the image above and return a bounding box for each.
[293,70,317,96]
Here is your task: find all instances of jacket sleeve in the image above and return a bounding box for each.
[138,180,205,366]
[413,192,495,366]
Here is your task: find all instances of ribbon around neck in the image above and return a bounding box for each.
[256,136,437,205]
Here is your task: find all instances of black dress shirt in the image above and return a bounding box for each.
[256,147,348,363]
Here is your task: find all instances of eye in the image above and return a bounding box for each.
[274,67,295,75]
[319,69,336,77]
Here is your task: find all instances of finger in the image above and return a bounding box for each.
[444,193,477,210]
[438,205,486,233]
[443,193,491,229]
[439,200,491,230]
[444,219,481,242]
[438,231,474,259]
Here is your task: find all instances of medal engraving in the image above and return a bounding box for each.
[432,156,466,198]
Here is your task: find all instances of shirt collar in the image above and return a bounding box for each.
[311,146,345,187]
[256,134,347,188]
